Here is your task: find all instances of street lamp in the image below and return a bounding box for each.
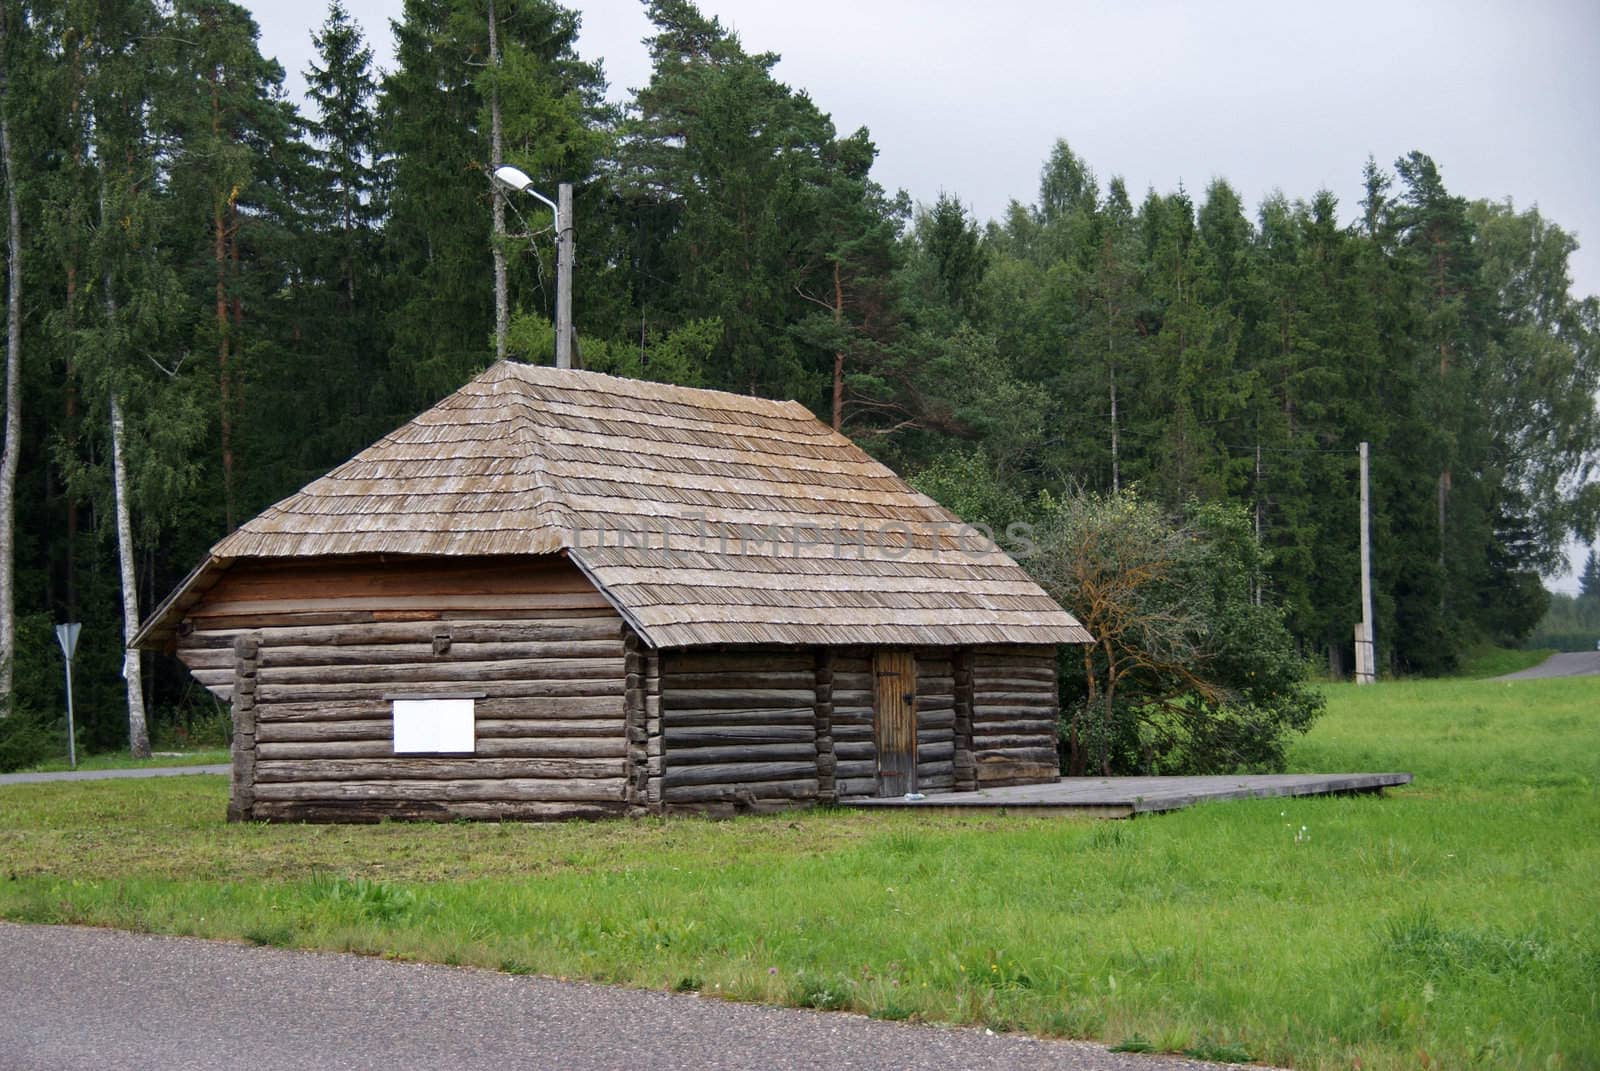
[492,165,573,369]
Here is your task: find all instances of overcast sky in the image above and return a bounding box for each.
[246,0,1600,589]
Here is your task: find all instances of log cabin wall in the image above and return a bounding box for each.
[914,651,957,793]
[812,650,837,803]
[828,650,875,798]
[952,650,977,791]
[657,648,822,814]
[969,645,1061,786]
[178,556,632,822]
[643,647,663,808]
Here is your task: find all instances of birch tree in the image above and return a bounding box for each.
[0,5,25,716]
[78,0,198,755]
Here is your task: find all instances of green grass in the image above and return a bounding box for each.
[1452,644,1556,679]
[2,679,1598,1070]
[14,748,230,774]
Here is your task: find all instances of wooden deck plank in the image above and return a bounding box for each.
[840,773,1412,816]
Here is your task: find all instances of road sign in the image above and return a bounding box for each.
[55,622,81,661]
[54,622,82,769]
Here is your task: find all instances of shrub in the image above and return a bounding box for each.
[1031,492,1323,775]
[0,709,63,772]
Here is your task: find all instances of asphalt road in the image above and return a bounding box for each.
[1496,650,1600,680]
[0,924,1270,1071]
[0,764,229,786]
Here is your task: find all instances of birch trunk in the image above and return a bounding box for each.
[488,0,508,362]
[109,390,150,756]
[830,261,843,431]
[101,163,149,755]
[0,24,22,716]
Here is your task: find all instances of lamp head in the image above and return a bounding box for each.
[492,165,534,193]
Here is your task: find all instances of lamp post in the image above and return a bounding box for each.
[492,165,573,369]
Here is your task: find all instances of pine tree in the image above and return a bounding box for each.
[1580,550,1600,600]
[382,0,604,400]
[1071,176,1139,494]
[921,194,988,321]
[791,128,906,430]
[1394,153,1485,633]
[1356,157,1452,671]
[306,1,380,310]
[161,0,302,533]
[622,0,849,398]
[287,1,391,468]
[1138,188,1238,504]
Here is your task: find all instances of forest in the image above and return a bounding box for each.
[0,0,1596,759]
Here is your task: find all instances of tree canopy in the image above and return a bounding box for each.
[0,0,1596,767]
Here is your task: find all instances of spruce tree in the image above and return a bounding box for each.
[160,0,301,533]
[381,0,604,400]
[287,1,390,470]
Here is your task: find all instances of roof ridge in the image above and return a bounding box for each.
[484,359,818,422]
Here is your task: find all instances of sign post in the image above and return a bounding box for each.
[54,622,81,769]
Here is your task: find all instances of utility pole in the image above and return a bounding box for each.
[487,0,507,363]
[1356,441,1376,684]
[556,182,574,369]
[490,167,574,369]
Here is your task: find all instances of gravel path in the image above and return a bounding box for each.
[0,923,1273,1071]
[1495,650,1600,680]
[0,764,228,785]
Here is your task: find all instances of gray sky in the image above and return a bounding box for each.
[249,0,1600,590]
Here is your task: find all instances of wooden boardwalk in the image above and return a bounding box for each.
[842,772,1413,818]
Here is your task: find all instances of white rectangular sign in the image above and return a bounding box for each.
[392,698,476,754]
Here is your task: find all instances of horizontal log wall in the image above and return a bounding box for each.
[658,649,821,814]
[829,650,875,798]
[969,645,1060,787]
[914,651,956,793]
[813,650,836,803]
[952,650,976,790]
[175,556,613,703]
[185,555,631,822]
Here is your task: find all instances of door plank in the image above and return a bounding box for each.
[872,649,918,796]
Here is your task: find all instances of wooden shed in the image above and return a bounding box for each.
[134,362,1092,821]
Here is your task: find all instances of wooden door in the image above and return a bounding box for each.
[873,649,917,796]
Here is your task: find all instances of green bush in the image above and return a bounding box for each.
[1033,492,1323,775]
[1524,630,1600,653]
[0,710,64,772]
[150,700,232,751]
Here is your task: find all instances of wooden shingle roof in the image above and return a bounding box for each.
[136,362,1091,650]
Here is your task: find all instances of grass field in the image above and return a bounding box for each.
[2,677,1596,1070]
[1452,644,1556,679]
